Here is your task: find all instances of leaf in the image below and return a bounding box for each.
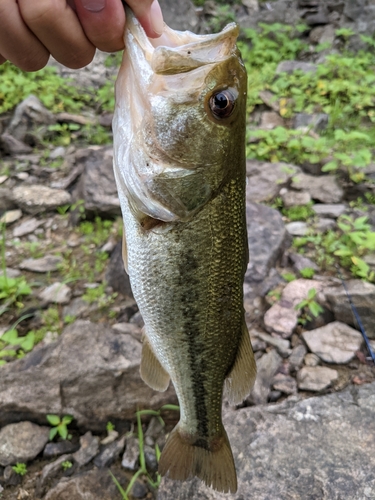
[321,161,338,172]
[1,329,19,345]
[58,425,68,440]
[47,414,61,426]
[49,427,58,441]
[19,332,35,352]
[307,288,317,300]
[62,415,73,425]
[309,301,323,317]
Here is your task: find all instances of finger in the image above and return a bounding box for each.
[127,0,164,38]
[0,54,7,65]
[18,0,96,69]
[0,0,49,71]
[74,0,125,53]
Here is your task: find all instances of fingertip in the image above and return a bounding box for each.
[128,0,164,38]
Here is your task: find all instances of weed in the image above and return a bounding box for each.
[106,421,115,432]
[282,203,314,221]
[47,414,74,441]
[282,272,296,283]
[299,267,315,279]
[61,461,73,471]
[82,283,117,308]
[12,463,27,476]
[295,288,324,324]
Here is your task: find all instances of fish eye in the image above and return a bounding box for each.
[209,89,236,119]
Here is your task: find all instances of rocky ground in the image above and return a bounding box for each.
[1,0,375,499]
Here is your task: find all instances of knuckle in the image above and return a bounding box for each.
[19,0,56,25]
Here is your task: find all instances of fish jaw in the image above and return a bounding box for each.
[113,8,247,223]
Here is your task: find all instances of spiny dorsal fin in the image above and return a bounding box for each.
[140,333,170,392]
[224,320,257,405]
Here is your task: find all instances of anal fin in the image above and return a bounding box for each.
[224,319,257,405]
[140,334,170,392]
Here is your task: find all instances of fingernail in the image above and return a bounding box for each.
[149,0,164,36]
[81,0,106,13]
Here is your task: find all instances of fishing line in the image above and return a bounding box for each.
[336,266,375,365]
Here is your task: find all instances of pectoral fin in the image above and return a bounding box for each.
[224,320,257,405]
[121,232,128,274]
[140,333,170,392]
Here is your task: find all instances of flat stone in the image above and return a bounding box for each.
[19,255,63,273]
[12,185,71,214]
[304,353,320,367]
[0,321,177,429]
[297,366,338,391]
[93,435,126,468]
[324,280,375,339]
[292,173,344,203]
[158,382,375,499]
[43,440,79,459]
[302,321,363,364]
[312,203,347,218]
[276,60,317,74]
[6,95,55,142]
[259,111,285,129]
[0,175,8,184]
[315,217,336,232]
[0,421,49,466]
[44,467,127,500]
[289,253,319,273]
[244,202,289,297]
[0,210,22,225]
[253,330,291,357]
[246,161,301,203]
[0,134,32,155]
[264,279,324,337]
[0,267,21,278]
[293,113,329,133]
[247,349,282,405]
[258,90,280,112]
[121,436,140,470]
[13,218,43,238]
[272,373,297,394]
[280,190,311,207]
[38,282,72,305]
[73,432,100,467]
[288,344,307,370]
[285,221,308,236]
[38,453,74,491]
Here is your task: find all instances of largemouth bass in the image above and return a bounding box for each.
[112,7,256,493]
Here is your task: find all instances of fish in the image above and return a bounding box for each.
[112,7,256,494]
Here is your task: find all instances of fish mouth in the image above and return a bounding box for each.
[124,6,240,75]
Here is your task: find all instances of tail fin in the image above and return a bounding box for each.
[158,424,237,493]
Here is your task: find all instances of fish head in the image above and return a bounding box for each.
[113,8,247,222]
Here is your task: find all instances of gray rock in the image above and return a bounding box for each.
[304,353,321,367]
[13,217,43,238]
[62,297,91,320]
[0,133,32,155]
[72,147,121,217]
[38,453,74,492]
[73,432,100,467]
[0,422,49,466]
[302,321,363,364]
[291,173,344,203]
[288,253,319,273]
[258,90,280,112]
[0,209,22,225]
[6,95,55,142]
[19,255,63,273]
[100,430,119,445]
[105,240,133,297]
[0,188,14,212]
[288,344,307,371]
[272,373,297,394]
[264,279,324,337]
[121,436,140,470]
[324,280,375,339]
[131,479,149,499]
[259,111,285,129]
[297,366,338,391]
[158,382,375,499]
[247,349,282,404]
[43,440,78,459]
[38,282,72,305]
[293,113,329,133]
[312,203,347,218]
[12,185,71,214]
[246,161,301,203]
[280,189,311,207]
[315,217,336,232]
[159,0,198,31]
[285,221,308,236]
[44,467,127,500]
[93,435,126,468]
[244,202,289,298]
[252,330,291,357]
[0,321,177,429]
[276,60,317,74]
[144,445,158,472]
[0,268,21,278]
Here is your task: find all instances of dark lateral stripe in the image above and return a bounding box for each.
[178,248,209,440]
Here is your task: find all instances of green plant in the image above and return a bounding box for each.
[12,463,27,476]
[282,272,296,283]
[110,404,180,499]
[106,421,115,432]
[282,203,315,221]
[295,288,324,323]
[299,267,315,279]
[47,414,74,440]
[61,460,73,471]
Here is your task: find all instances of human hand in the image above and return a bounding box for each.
[0,0,164,71]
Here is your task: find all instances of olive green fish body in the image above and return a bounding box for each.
[113,8,256,493]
